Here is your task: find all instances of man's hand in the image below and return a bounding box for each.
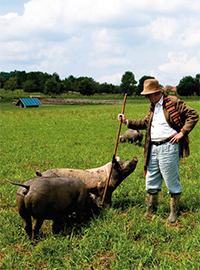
[170,132,184,144]
[118,114,127,124]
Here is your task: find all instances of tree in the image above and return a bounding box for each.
[78,77,96,96]
[66,75,80,93]
[137,75,155,95]
[120,71,137,96]
[62,78,73,92]
[23,80,38,92]
[27,72,38,82]
[4,76,18,92]
[53,72,60,82]
[177,76,198,96]
[26,71,49,92]
[16,71,27,88]
[98,83,117,94]
[59,82,68,94]
[0,72,12,82]
[0,75,5,88]
[194,74,200,96]
[44,78,61,96]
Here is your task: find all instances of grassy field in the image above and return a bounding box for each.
[0,98,200,269]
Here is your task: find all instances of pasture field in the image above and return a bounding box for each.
[0,99,200,269]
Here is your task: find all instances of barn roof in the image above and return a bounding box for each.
[164,86,177,91]
[16,98,42,107]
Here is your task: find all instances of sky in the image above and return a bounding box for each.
[0,0,200,86]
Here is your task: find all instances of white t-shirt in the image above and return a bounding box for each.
[151,95,177,142]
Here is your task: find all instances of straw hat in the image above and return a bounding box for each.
[140,79,163,95]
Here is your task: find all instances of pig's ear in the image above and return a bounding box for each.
[113,158,120,169]
[36,170,42,176]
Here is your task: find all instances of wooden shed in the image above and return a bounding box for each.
[16,98,42,108]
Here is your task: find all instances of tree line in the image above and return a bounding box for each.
[0,70,199,96]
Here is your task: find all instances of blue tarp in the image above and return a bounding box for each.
[17,98,42,107]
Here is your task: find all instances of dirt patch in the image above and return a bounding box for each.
[41,98,122,105]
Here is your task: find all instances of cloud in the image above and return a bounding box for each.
[148,15,200,47]
[182,19,200,47]
[98,72,123,85]
[148,17,178,41]
[159,52,200,74]
[0,0,199,85]
[89,57,132,68]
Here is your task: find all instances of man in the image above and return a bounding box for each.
[118,79,199,222]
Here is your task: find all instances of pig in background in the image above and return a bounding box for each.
[37,156,138,208]
[119,129,143,145]
[5,177,101,240]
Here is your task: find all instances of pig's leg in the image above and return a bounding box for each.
[103,193,112,208]
[21,215,32,239]
[138,138,142,146]
[17,197,32,238]
[87,193,101,216]
[97,182,112,207]
[76,192,88,222]
[18,209,32,239]
[32,218,44,240]
[52,218,67,234]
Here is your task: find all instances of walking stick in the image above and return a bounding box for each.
[101,93,127,205]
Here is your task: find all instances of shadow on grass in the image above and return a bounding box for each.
[112,197,144,211]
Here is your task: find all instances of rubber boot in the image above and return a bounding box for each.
[145,193,158,215]
[167,193,181,223]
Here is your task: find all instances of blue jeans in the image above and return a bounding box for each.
[146,142,182,194]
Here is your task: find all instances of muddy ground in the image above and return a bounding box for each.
[41,98,123,105]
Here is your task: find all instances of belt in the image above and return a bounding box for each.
[151,136,173,146]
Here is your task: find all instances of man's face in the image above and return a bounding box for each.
[145,93,162,104]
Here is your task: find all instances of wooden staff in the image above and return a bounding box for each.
[101,93,127,205]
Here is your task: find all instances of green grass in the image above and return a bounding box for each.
[0,99,200,269]
[1,88,199,104]
[0,88,131,102]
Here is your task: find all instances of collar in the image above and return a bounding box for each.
[156,94,163,106]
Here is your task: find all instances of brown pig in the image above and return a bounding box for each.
[5,177,100,240]
[37,156,138,207]
[119,129,143,145]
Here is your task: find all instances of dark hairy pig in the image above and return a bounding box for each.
[5,177,100,240]
[119,129,143,145]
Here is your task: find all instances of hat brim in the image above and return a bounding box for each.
[140,88,162,95]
